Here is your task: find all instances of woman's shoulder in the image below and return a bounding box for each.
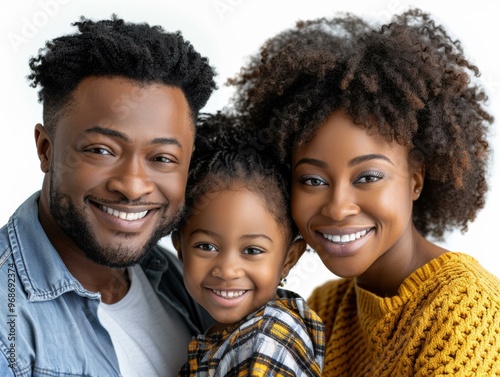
[306,278,355,316]
[309,277,355,298]
[429,252,500,293]
[437,252,500,300]
[399,252,500,320]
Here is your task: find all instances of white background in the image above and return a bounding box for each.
[1,0,498,299]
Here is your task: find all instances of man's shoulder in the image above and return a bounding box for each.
[0,220,15,288]
[0,225,12,273]
[153,244,181,264]
[1,192,44,273]
[141,243,182,272]
[0,240,15,286]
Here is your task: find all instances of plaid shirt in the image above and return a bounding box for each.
[178,290,325,376]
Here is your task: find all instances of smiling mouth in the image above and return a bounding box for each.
[320,229,371,244]
[99,204,148,221]
[211,289,247,299]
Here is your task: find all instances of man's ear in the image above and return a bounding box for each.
[171,231,183,261]
[280,238,307,280]
[34,123,52,173]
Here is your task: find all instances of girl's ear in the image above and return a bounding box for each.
[280,238,307,280]
[171,231,183,261]
[411,161,425,201]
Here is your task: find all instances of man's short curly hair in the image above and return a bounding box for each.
[28,14,217,135]
[230,8,494,240]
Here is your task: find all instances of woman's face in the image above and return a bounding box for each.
[291,110,422,282]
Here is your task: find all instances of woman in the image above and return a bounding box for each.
[230,8,500,376]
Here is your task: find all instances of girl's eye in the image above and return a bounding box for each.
[195,243,218,252]
[243,247,264,255]
[355,171,385,184]
[300,176,327,186]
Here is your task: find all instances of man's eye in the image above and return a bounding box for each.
[153,156,173,163]
[84,147,112,155]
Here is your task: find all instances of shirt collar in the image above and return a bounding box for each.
[8,191,99,302]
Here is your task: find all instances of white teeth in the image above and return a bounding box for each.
[322,229,368,244]
[212,290,246,299]
[101,205,148,221]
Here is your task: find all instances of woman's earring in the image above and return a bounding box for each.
[279,278,287,287]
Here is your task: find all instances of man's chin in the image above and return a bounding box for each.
[80,240,153,268]
[87,251,149,268]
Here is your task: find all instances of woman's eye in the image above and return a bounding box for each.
[300,176,327,186]
[243,247,264,255]
[355,171,384,183]
[195,243,217,252]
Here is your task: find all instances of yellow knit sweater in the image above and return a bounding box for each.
[307,252,500,376]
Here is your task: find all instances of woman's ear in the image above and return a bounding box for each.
[34,123,52,173]
[411,161,425,201]
[280,238,307,280]
[171,231,183,261]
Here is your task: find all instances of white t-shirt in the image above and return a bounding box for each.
[98,264,192,377]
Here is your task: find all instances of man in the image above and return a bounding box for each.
[0,15,216,376]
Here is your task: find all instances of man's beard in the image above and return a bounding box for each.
[48,177,183,268]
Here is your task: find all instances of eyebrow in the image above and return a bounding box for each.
[189,229,273,243]
[84,126,129,141]
[348,154,394,167]
[240,234,274,243]
[84,126,182,148]
[293,158,328,170]
[294,154,394,169]
[189,228,220,238]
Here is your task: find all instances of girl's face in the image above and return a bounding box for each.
[175,186,303,326]
[291,110,423,284]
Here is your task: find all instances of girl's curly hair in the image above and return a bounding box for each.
[229,8,494,240]
[181,112,298,244]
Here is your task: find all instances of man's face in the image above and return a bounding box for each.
[40,76,194,267]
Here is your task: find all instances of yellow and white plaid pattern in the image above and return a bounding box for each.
[179,291,325,376]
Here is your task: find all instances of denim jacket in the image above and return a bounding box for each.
[0,192,212,376]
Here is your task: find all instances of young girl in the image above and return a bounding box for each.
[173,113,325,376]
[230,8,500,376]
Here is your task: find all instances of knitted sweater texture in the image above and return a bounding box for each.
[307,252,500,376]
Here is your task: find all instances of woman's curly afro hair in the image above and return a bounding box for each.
[229,8,494,240]
[28,14,217,135]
